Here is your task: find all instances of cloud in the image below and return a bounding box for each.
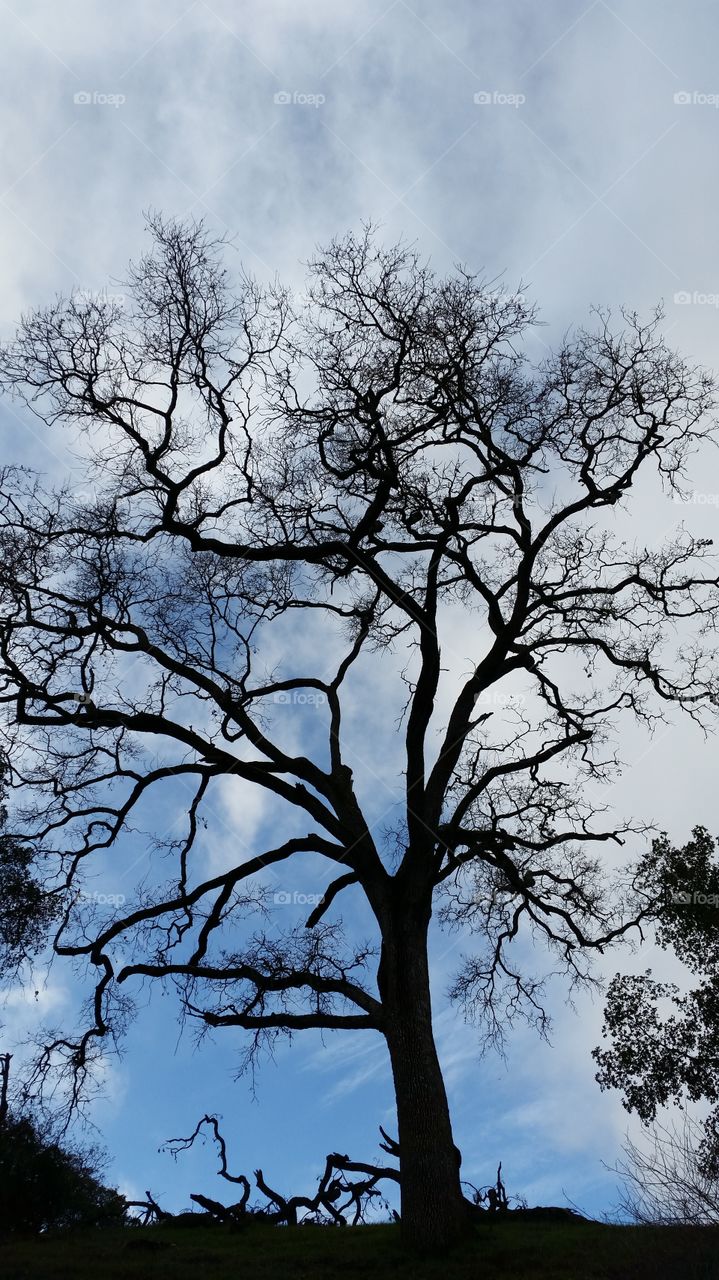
[208,771,272,871]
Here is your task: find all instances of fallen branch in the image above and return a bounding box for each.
[189,1192,248,1222]
[163,1116,399,1225]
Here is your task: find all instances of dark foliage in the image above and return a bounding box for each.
[594,827,719,1180]
[0,1110,127,1234]
[0,761,57,979]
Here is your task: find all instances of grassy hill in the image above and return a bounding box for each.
[1,1219,718,1280]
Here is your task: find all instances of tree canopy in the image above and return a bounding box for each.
[1,217,718,1246]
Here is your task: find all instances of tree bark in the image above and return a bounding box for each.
[378,912,469,1250]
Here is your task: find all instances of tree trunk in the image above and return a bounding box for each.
[0,1053,11,1126]
[378,914,469,1251]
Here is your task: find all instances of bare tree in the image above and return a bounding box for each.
[0,217,718,1247]
[612,1114,719,1225]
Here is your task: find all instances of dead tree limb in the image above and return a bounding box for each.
[163,1116,400,1225]
[189,1192,248,1222]
[125,1200,164,1226]
[162,1114,250,1199]
[143,1191,172,1222]
[379,1126,400,1157]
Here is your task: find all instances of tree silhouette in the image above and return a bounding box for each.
[0,218,718,1247]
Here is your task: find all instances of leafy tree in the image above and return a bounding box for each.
[0,1108,126,1234]
[0,219,718,1247]
[0,758,57,979]
[594,827,719,1179]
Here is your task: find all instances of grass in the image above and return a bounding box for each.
[1,1218,719,1280]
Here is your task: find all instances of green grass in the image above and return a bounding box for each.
[1,1219,718,1280]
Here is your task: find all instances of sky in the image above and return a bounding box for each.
[1,0,719,1221]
